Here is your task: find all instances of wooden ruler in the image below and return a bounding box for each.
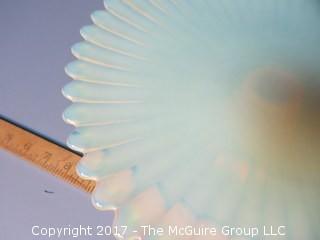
[0,116,96,193]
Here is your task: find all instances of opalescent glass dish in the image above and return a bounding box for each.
[63,0,320,239]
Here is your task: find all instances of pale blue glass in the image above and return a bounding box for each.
[63,0,320,239]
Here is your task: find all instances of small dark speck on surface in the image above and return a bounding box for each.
[44,190,54,194]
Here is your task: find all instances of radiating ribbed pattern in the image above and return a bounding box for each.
[63,1,320,239]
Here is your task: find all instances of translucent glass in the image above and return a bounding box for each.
[63,0,320,239]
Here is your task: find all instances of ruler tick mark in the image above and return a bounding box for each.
[0,117,95,193]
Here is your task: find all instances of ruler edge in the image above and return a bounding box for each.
[0,114,97,193]
[0,114,83,157]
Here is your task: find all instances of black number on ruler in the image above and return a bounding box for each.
[63,162,72,171]
[23,142,33,152]
[3,133,13,144]
[41,151,52,165]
